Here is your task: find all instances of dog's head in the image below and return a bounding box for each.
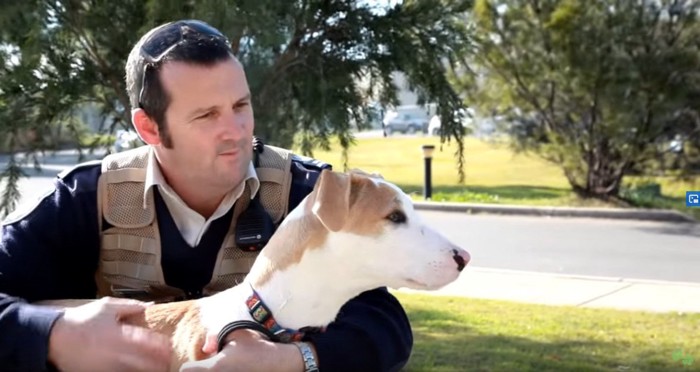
[310,169,470,290]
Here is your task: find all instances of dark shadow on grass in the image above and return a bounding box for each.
[401,307,688,372]
[397,184,570,201]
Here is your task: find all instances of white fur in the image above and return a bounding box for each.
[197,176,469,338]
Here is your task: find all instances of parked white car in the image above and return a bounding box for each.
[428,108,474,136]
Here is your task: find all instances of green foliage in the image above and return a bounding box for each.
[0,0,473,214]
[456,0,700,199]
[0,158,23,218]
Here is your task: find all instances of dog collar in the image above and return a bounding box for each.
[245,287,306,343]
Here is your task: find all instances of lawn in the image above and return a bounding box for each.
[306,135,700,219]
[393,292,699,372]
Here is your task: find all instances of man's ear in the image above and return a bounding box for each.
[131,108,161,145]
[311,170,350,232]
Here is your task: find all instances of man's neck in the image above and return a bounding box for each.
[165,180,228,219]
[156,163,236,219]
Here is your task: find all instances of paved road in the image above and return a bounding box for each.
[0,150,105,207]
[3,151,699,283]
[421,211,700,283]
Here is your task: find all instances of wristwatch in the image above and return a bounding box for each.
[293,341,319,372]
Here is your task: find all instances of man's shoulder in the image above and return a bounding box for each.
[290,153,333,171]
[57,159,103,186]
[259,143,332,173]
[1,160,102,226]
[284,150,332,212]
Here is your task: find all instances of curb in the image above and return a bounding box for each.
[413,201,697,223]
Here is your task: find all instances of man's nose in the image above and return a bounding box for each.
[220,110,247,138]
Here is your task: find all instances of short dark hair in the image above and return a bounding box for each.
[125,20,233,147]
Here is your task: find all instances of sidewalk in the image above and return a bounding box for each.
[396,267,700,313]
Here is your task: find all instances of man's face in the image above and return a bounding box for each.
[154,57,254,191]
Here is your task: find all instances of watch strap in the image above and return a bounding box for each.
[293,341,319,372]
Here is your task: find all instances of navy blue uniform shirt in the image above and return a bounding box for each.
[0,152,413,371]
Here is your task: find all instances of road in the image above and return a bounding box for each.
[420,211,700,283]
[3,150,699,284]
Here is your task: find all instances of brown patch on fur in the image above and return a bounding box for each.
[249,170,401,288]
[250,170,352,287]
[311,170,351,232]
[344,174,401,236]
[347,168,385,180]
[249,206,329,288]
[122,300,208,369]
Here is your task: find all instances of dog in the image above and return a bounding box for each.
[38,169,470,370]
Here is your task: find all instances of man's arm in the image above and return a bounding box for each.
[186,288,412,372]
[304,288,413,372]
[0,165,101,370]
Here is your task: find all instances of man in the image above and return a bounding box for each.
[0,19,413,371]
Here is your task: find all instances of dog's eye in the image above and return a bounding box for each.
[386,211,407,224]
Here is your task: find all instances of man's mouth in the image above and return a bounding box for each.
[219,149,239,156]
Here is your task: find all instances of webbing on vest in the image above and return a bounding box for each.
[95,145,293,302]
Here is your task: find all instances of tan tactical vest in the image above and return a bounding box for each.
[94,145,293,302]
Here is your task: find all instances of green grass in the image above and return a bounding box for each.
[307,136,700,219]
[393,292,700,372]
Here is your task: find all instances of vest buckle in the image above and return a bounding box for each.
[181,288,204,300]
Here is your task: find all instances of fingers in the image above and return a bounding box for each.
[201,333,219,355]
[100,297,153,317]
[121,324,172,362]
[180,353,223,372]
[118,352,170,372]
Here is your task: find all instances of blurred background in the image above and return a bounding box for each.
[1,1,699,370]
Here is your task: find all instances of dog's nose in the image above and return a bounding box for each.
[451,249,470,272]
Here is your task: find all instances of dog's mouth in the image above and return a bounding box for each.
[403,278,430,289]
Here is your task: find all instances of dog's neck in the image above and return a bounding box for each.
[241,201,379,330]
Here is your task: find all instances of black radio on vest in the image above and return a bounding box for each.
[235,193,276,252]
[235,137,277,252]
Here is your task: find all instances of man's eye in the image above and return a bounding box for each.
[386,211,407,224]
[233,102,249,111]
[197,111,215,120]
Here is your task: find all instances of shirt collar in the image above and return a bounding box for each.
[143,148,260,209]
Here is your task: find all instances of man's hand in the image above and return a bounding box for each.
[180,329,308,372]
[47,297,172,372]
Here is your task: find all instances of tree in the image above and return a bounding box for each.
[0,0,473,216]
[456,0,700,200]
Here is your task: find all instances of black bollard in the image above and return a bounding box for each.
[421,145,435,200]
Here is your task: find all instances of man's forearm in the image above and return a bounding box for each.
[305,288,413,372]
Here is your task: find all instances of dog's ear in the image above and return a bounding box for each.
[312,169,350,232]
[348,168,384,180]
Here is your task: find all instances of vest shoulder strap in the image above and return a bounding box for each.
[98,146,154,229]
[254,145,294,224]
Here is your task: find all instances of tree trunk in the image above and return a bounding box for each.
[567,139,627,200]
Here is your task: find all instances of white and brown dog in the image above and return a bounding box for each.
[40,169,470,369]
